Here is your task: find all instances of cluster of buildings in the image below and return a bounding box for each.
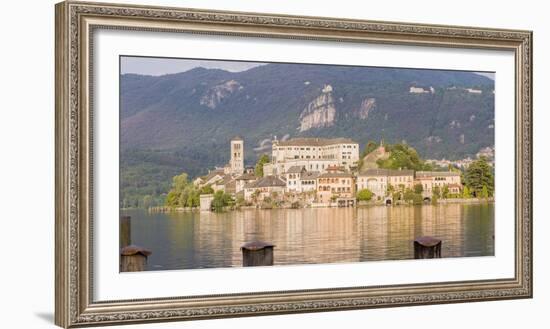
[194,136,463,210]
[410,85,486,95]
[425,146,495,170]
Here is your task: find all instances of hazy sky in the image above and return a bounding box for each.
[121,57,264,76]
[120,56,495,80]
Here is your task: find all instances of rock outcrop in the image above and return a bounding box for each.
[299,85,336,132]
[355,98,376,120]
[200,80,241,109]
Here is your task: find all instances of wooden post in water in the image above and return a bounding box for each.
[120,245,152,272]
[414,236,442,259]
[120,215,131,249]
[241,241,275,266]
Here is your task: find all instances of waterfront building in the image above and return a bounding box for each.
[414,171,462,198]
[199,194,214,211]
[299,171,320,193]
[316,171,356,205]
[235,172,257,194]
[243,175,287,202]
[265,137,359,175]
[285,166,307,193]
[283,166,320,194]
[357,168,414,200]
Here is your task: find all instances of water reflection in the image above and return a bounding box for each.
[124,203,494,271]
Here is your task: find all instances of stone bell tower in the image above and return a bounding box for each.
[230,136,244,175]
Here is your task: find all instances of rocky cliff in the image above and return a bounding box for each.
[355,97,376,120]
[299,85,337,131]
[200,79,242,109]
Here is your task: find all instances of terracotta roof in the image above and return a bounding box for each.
[245,175,286,188]
[359,168,414,177]
[286,165,306,174]
[276,137,357,147]
[301,171,320,180]
[318,172,354,178]
[416,171,461,178]
[235,173,256,181]
[214,175,234,185]
[201,169,225,182]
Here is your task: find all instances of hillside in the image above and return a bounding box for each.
[119,63,494,207]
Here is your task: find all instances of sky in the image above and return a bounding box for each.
[120,56,495,80]
[121,57,264,76]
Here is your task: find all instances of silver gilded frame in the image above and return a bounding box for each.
[55,1,532,327]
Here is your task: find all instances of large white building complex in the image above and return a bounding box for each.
[263,137,359,175]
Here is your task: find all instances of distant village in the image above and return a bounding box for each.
[192,136,476,211]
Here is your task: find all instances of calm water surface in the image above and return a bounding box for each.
[123,203,494,271]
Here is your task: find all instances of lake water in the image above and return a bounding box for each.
[122,203,494,271]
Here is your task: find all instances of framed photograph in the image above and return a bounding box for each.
[55,1,532,327]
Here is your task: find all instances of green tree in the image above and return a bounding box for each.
[356,189,374,201]
[432,186,441,198]
[412,193,423,205]
[464,157,494,197]
[361,140,379,158]
[165,171,204,208]
[413,183,424,194]
[481,185,489,199]
[403,188,415,202]
[165,190,179,207]
[403,188,423,205]
[442,185,449,199]
[165,172,190,207]
[236,195,246,207]
[387,184,395,196]
[186,189,200,208]
[254,154,270,177]
[462,186,472,198]
[172,173,189,192]
[199,185,214,195]
[212,190,233,211]
[142,195,154,209]
[376,143,427,171]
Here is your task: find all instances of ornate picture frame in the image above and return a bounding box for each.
[55,1,532,327]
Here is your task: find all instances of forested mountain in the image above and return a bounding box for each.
[120,63,494,207]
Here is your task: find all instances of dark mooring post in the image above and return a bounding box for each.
[414,236,442,259]
[120,215,131,249]
[241,241,275,266]
[120,245,152,272]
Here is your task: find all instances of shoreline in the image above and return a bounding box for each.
[128,198,495,213]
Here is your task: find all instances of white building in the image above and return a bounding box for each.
[284,166,320,194]
[409,86,434,94]
[284,166,306,193]
[466,88,483,94]
[414,171,462,198]
[300,171,320,193]
[357,169,414,199]
[266,137,359,175]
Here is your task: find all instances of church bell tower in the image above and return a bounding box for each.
[230,136,244,175]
